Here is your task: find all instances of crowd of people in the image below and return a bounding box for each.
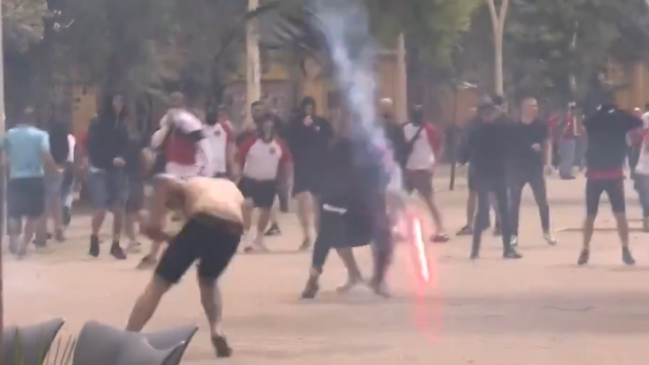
[2,90,648,358]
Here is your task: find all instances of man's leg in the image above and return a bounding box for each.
[493,180,520,259]
[559,140,576,179]
[127,217,199,331]
[579,179,602,265]
[413,170,448,242]
[529,169,555,244]
[368,199,393,297]
[19,178,47,257]
[295,191,314,247]
[251,181,276,251]
[508,173,525,247]
[302,204,342,299]
[470,184,490,259]
[108,171,127,259]
[334,248,363,292]
[88,172,108,257]
[458,168,477,235]
[61,164,75,227]
[605,179,634,265]
[48,170,65,241]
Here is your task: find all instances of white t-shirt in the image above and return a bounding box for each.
[203,123,233,176]
[402,122,439,171]
[636,136,649,175]
[238,136,292,180]
[67,134,76,163]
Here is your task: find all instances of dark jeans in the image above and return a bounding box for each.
[509,168,550,236]
[472,176,512,253]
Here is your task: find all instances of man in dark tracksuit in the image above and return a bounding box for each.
[460,99,522,260]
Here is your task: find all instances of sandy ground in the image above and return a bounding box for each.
[5,175,649,365]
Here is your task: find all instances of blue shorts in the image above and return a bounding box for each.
[87,170,126,210]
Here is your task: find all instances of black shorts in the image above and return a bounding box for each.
[238,177,277,209]
[316,196,390,249]
[292,170,319,196]
[155,213,242,284]
[7,177,45,220]
[586,178,625,216]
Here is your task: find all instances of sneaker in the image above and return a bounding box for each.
[125,241,142,253]
[503,248,522,259]
[431,234,450,243]
[298,238,312,251]
[577,249,590,266]
[622,247,636,266]
[110,242,127,260]
[543,231,557,245]
[510,235,519,248]
[264,223,281,237]
[211,335,232,358]
[456,226,473,236]
[301,275,320,299]
[89,235,100,257]
[367,277,390,298]
[136,255,157,269]
[336,275,364,293]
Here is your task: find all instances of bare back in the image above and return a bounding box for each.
[183,177,244,224]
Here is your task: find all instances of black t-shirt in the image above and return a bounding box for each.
[584,107,641,174]
[465,120,512,179]
[509,119,548,171]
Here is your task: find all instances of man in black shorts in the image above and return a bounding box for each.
[285,96,333,249]
[126,176,244,358]
[578,103,641,266]
[237,114,293,252]
[301,116,393,298]
[2,106,55,257]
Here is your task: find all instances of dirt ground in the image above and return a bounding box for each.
[5,176,649,365]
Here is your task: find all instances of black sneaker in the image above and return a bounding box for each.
[577,249,590,266]
[622,247,636,266]
[503,248,522,259]
[211,335,232,358]
[110,242,127,260]
[264,223,281,237]
[456,226,473,236]
[89,235,100,257]
[301,276,320,299]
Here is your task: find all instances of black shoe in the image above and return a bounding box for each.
[63,207,71,227]
[301,276,320,299]
[577,249,590,266]
[264,223,281,237]
[456,226,473,236]
[503,248,522,259]
[89,235,100,257]
[110,242,127,260]
[622,247,636,266]
[211,335,232,358]
[367,277,390,298]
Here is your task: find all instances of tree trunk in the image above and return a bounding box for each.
[396,33,408,123]
[486,0,510,96]
[246,0,262,126]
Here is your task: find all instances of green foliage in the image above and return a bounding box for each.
[2,0,47,53]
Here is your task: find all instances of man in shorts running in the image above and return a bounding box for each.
[126,175,243,358]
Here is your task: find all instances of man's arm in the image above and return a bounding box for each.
[145,174,187,240]
[40,131,56,173]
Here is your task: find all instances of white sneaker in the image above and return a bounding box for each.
[510,235,518,248]
[543,232,557,245]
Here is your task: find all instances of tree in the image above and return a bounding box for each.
[485,0,509,96]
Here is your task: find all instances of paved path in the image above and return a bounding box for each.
[4,175,649,365]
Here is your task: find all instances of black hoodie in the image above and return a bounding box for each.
[285,98,333,173]
[86,115,128,170]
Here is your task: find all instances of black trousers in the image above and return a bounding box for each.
[472,176,512,253]
[509,168,550,236]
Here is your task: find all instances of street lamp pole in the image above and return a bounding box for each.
[0,0,7,354]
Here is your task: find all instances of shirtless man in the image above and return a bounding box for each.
[125,175,243,358]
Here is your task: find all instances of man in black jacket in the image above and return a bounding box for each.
[84,94,129,260]
[578,103,641,266]
[460,98,522,260]
[285,96,333,250]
